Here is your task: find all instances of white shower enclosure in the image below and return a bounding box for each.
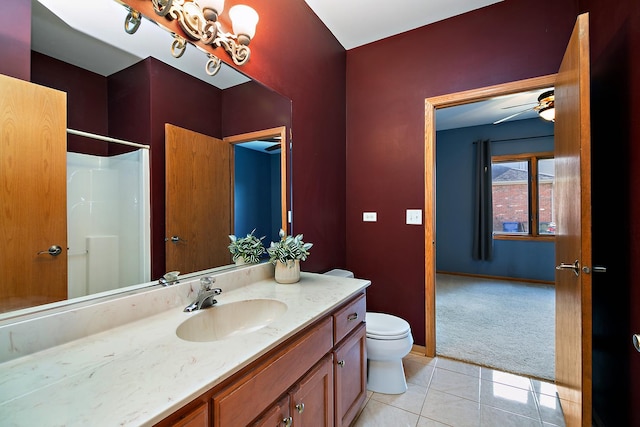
[66,150,151,298]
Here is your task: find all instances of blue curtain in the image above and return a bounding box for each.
[472,139,493,261]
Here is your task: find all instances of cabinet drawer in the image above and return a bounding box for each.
[213,317,333,426]
[333,293,366,344]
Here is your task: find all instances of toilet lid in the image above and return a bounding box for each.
[366,312,411,338]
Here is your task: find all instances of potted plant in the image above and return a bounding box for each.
[267,229,313,284]
[228,229,266,265]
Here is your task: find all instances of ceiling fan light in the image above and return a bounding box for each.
[538,105,555,122]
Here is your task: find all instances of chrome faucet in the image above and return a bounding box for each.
[184,276,222,312]
[159,271,180,286]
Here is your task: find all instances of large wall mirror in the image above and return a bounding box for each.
[0,0,292,319]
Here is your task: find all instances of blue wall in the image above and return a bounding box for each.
[436,118,555,282]
[234,146,281,245]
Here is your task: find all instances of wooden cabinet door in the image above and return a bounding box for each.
[291,355,334,427]
[334,323,367,427]
[252,395,291,427]
[170,403,209,427]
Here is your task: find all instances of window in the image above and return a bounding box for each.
[491,153,555,239]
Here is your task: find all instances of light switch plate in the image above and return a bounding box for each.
[363,212,377,222]
[406,209,422,225]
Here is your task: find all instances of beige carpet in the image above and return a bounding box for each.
[435,273,555,381]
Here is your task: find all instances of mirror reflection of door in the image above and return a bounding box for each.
[165,124,232,274]
[0,74,67,313]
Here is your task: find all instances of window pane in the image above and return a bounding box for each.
[538,158,555,235]
[492,161,529,234]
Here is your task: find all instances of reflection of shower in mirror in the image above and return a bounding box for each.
[67,148,150,298]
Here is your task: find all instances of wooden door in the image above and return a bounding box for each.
[165,124,232,274]
[554,13,592,427]
[291,356,334,427]
[0,74,67,313]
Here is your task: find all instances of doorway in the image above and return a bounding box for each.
[432,87,556,379]
[423,74,557,357]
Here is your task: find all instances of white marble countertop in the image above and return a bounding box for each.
[0,269,370,426]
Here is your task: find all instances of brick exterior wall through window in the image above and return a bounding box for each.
[492,181,553,232]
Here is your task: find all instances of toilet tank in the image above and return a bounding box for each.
[324,269,355,278]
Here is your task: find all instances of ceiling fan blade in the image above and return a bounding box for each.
[501,102,537,110]
[265,144,281,152]
[493,106,535,125]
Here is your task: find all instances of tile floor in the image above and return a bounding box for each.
[353,352,566,427]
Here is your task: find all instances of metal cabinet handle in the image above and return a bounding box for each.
[337,360,345,367]
[556,260,580,276]
[347,313,358,321]
[282,416,293,426]
[37,245,62,257]
[295,402,305,414]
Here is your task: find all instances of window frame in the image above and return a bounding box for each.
[491,151,555,242]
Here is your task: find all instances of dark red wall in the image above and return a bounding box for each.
[222,81,292,137]
[345,0,578,348]
[0,0,30,80]
[31,52,110,155]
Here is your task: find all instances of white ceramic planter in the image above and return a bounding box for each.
[274,259,300,284]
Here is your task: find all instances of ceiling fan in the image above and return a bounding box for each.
[263,137,282,152]
[493,90,555,125]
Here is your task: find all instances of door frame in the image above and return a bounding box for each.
[423,74,557,356]
[224,126,289,234]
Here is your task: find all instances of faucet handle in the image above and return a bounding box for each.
[200,276,215,291]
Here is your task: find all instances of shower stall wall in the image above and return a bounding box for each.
[66,149,150,298]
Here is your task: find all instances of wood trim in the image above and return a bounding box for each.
[224,126,289,234]
[424,74,558,358]
[436,271,555,286]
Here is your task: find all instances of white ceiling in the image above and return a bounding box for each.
[303,0,503,50]
[32,0,549,132]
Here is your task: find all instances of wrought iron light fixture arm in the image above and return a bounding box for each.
[124,0,258,76]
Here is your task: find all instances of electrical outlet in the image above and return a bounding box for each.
[406,209,422,225]
[363,212,377,222]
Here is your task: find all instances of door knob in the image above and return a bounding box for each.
[165,236,187,244]
[633,334,640,353]
[37,245,62,256]
[556,260,580,276]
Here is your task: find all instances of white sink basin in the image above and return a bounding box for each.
[176,299,288,342]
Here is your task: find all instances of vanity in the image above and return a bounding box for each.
[0,264,370,426]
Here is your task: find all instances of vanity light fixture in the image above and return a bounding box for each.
[124,0,259,76]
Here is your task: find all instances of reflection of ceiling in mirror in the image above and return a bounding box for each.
[32,0,250,89]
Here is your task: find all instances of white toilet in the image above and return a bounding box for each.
[324,269,414,394]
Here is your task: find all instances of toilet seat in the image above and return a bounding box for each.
[366,312,411,340]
